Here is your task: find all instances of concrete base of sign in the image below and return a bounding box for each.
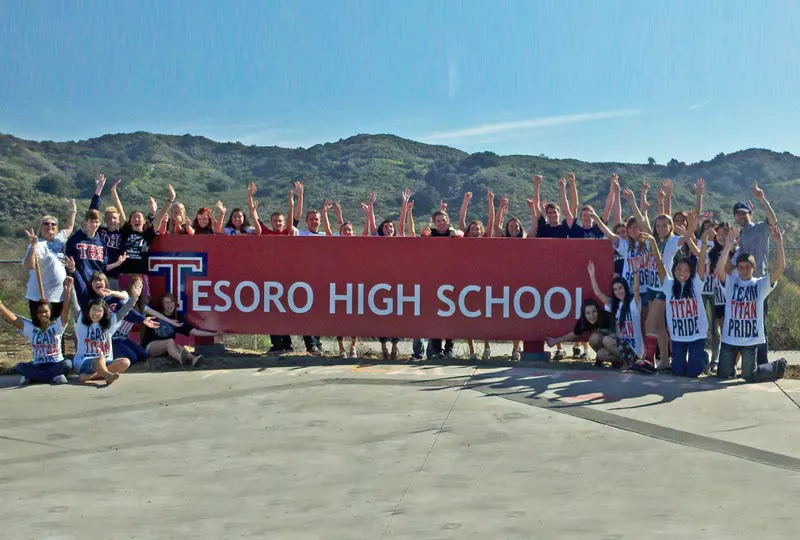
[521,351,551,362]
[196,343,226,356]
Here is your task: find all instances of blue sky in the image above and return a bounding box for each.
[1,0,799,163]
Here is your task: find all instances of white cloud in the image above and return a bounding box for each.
[420,109,641,142]
[687,100,712,111]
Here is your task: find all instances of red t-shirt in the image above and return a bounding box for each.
[259,223,292,236]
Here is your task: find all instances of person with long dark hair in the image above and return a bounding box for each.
[0,277,74,385]
[546,299,617,367]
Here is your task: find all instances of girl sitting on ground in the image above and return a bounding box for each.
[142,293,218,367]
[546,298,617,368]
[0,277,74,385]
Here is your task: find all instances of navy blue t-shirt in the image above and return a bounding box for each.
[536,216,570,239]
[65,230,108,285]
[568,222,604,239]
[90,194,123,276]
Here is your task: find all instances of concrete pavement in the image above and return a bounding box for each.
[1,364,799,539]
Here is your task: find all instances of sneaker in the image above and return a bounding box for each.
[51,375,68,385]
[469,353,478,361]
[410,354,423,361]
[775,358,787,380]
[267,346,284,354]
[443,350,454,360]
[553,349,567,361]
[307,347,322,356]
[632,359,656,375]
[285,346,294,353]
[481,347,491,361]
[512,349,521,362]
[572,346,581,358]
[19,376,29,386]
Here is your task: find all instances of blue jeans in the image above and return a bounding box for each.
[113,338,147,363]
[303,336,321,351]
[16,360,72,383]
[671,339,707,378]
[412,338,426,358]
[718,343,781,383]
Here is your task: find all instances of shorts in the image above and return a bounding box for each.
[77,357,114,375]
[640,292,649,308]
[647,290,667,302]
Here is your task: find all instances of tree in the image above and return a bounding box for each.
[36,173,72,196]
[666,158,686,176]
[647,157,656,166]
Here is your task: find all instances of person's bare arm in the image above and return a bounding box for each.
[567,172,579,217]
[360,203,370,236]
[22,229,39,271]
[214,201,226,234]
[753,182,778,226]
[559,178,574,227]
[293,180,304,224]
[662,179,673,217]
[771,224,785,285]
[0,299,24,330]
[399,189,411,237]
[333,200,345,230]
[321,201,333,236]
[63,198,77,235]
[694,177,705,218]
[639,179,652,229]
[458,192,472,233]
[486,190,495,238]
[111,178,126,222]
[717,229,739,283]
[526,198,539,237]
[60,276,74,326]
[587,261,611,305]
[601,181,614,224]
[697,229,712,282]
[405,199,416,237]
[586,207,619,246]
[365,192,377,235]
[154,185,176,233]
[611,175,622,226]
[642,233,666,283]
[623,188,651,234]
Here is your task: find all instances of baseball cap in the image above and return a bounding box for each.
[732,202,751,215]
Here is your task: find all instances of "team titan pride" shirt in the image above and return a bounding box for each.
[721,272,774,347]
[661,275,709,343]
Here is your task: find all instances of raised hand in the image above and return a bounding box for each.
[323,199,333,211]
[63,276,74,290]
[463,191,473,202]
[753,181,765,201]
[702,227,716,243]
[558,178,567,190]
[142,317,160,329]
[401,188,412,203]
[641,178,650,191]
[611,174,620,193]
[694,177,706,196]
[167,184,176,202]
[526,198,535,211]
[663,179,673,193]
[360,202,369,213]
[333,202,343,219]
[727,228,740,246]
[499,195,509,209]
[294,180,304,194]
[440,200,448,212]
[64,198,77,214]
[112,177,122,191]
[215,200,226,214]
[95,173,106,191]
[622,188,636,202]
[24,229,38,245]
[587,260,596,275]
[567,172,576,184]
[149,197,157,215]
[407,200,415,211]
[367,191,377,206]
[533,175,542,185]
[247,182,257,197]
[65,256,76,273]
[487,189,494,203]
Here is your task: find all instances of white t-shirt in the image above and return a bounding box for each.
[74,313,125,372]
[661,275,709,342]
[650,235,682,290]
[298,230,327,237]
[713,276,726,307]
[699,240,715,296]
[224,226,256,235]
[615,239,649,294]
[20,318,66,364]
[22,231,69,302]
[607,300,644,357]
[720,272,774,347]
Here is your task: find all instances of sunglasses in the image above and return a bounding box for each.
[41,222,58,227]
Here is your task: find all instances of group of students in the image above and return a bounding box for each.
[2,171,788,385]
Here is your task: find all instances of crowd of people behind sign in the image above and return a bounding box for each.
[0,171,788,387]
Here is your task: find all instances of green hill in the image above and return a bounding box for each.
[2,131,800,241]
